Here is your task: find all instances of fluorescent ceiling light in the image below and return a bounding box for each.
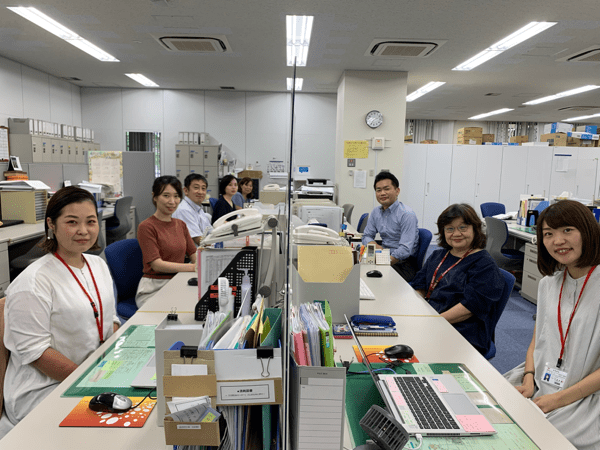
[523,85,600,105]
[286,78,303,90]
[125,73,159,87]
[286,15,313,66]
[565,113,600,122]
[469,108,514,120]
[406,81,445,102]
[453,21,556,71]
[7,6,118,62]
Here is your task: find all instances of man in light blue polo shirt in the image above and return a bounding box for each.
[172,173,212,245]
[362,171,419,281]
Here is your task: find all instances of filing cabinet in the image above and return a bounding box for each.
[173,142,221,198]
[520,242,542,304]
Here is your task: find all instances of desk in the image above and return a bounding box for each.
[506,220,541,304]
[1,261,574,449]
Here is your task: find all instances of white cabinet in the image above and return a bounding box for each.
[499,146,528,211]
[474,147,502,212]
[422,144,452,232]
[525,146,553,197]
[449,145,478,206]
[549,147,579,198]
[575,147,600,200]
[400,144,426,225]
[521,242,542,304]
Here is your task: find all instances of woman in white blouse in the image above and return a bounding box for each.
[0,187,120,439]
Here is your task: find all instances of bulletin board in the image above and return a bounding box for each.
[88,151,124,196]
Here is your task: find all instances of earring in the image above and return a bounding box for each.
[47,228,54,240]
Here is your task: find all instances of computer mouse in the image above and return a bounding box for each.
[187,277,198,286]
[366,270,383,278]
[89,392,133,413]
[384,344,414,360]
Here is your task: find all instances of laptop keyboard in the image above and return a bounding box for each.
[360,279,376,300]
[394,377,460,430]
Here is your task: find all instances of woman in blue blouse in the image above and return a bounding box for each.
[410,204,504,356]
[211,175,238,224]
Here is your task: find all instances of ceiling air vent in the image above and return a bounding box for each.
[366,39,446,58]
[152,34,231,53]
[220,86,235,90]
[557,106,599,112]
[557,45,600,62]
[61,77,81,81]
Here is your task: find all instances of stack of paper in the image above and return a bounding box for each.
[291,301,334,367]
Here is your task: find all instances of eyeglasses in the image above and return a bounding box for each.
[444,225,470,234]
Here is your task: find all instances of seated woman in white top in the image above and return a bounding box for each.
[0,187,120,439]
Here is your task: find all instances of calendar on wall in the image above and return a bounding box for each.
[88,151,124,196]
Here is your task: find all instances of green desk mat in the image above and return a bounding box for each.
[512,225,536,235]
[62,325,157,398]
[341,362,539,450]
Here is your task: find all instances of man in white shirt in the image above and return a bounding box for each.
[172,174,212,245]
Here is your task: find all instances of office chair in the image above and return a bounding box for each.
[484,268,515,360]
[85,209,105,256]
[480,202,506,218]
[342,203,354,225]
[209,197,218,211]
[9,237,46,278]
[105,196,133,246]
[416,228,433,269]
[484,217,525,271]
[0,297,8,416]
[104,239,144,321]
[357,213,369,233]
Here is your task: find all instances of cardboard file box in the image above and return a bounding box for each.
[0,190,47,223]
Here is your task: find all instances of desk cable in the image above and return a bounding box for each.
[130,387,157,409]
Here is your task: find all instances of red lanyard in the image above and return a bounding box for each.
[425,249,473,300]
[54,252,105,344]
[556,265,596,368]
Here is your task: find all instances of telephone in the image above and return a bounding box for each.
[292,225,347,245]
[202,208,263,245]
[263,184,281,191]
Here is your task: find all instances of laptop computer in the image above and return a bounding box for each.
[345,314,496,437]
[130,353,156,389]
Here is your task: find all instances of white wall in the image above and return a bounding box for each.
[80,88,337,187]
[0,55,81,128]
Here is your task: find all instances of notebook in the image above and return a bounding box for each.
[345,315,496,437]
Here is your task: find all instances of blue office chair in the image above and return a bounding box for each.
[484,268,516,360]
[480,202,506,218]
[104,239,144,321]
[209,197,218,211]
[357,213,369,233]
[416,228,433,269]
[527,200,549,226]
[484,217,524,271]
[105,196,133,245]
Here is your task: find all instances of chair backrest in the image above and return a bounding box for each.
[416,228,433,269]
[480,202,506,218]
[209,197,218,210]
[484,217,510,261]
[342,203,354,225]
[104,239,144,302]
[485,269,516,359]
[85,209,105,256]
[106,196,133,239]
[0,297,8,414]
[357,213,369,233]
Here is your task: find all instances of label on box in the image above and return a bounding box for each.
[217,379,275,404]
[177,424,201,430]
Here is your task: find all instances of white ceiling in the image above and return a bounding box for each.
[1,0,600,123]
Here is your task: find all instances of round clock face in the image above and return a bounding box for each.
[365,110,383,129]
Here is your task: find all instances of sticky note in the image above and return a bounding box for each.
[456,415,495,433]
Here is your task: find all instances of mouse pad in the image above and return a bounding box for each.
[352,345,419,364]
[59,397,156,428]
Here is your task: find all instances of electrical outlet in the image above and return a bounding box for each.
[369,169,375,176]
[347,158,356,167]
[348,169,354,176]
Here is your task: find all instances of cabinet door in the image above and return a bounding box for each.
[449,145,477,206]
[474,147,502,212]
[41,140,52,162]
[422,144,452,232]
[175,145,190,165]
[575,147,600,200]
[203,146,219,167]
[499,146,528,211]
[525,146,553,197]
[176,166,190,184]
[31,136,43,163]
[189,147,202,166]
[400,144,426,225]
[549,147,579,198]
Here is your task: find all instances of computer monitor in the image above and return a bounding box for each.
[298,205,343,231]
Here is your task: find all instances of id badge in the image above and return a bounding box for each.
[541,362,567,389]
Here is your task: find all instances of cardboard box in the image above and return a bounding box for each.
[509,135,529,143]
[419,140,438,144]
[576,125,598,134]
[404,135,413,142]
[457,136,483,145]
[482,134,495,143]
[543,122,573,134]
[540,133,580,147]
[237,169,262,179]
[457,127,483,137]
[580,139,598,147]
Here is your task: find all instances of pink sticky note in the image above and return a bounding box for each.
[431,378,448,393]
[386,378,400,392]
[456,415,495,433]
[392,392,406,406]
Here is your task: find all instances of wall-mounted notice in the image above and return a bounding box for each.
[88,151,123,196]
[344,140,369,159]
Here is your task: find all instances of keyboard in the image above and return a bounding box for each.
[360,279,376,300]
[394,376,459,430]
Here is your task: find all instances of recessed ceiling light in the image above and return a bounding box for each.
[406,81,445,102]
[125,73,158,87]
[523,85,600,105]
[565,112,600,121]
[469,108,514,120]
[453,22,556,71]
[7,7,119,62]
[287,78,303,90]
[286,15,314,66]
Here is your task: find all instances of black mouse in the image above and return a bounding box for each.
[366,270,382,278]
[187,277,198,286]
[89,392,133,413]
[384,344,414,360]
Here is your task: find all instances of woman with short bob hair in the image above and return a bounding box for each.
[0,187,120,438]
[211,174,239,224]
[505,200,600,449]
[410,203,504,356]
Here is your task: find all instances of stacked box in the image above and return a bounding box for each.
[576,125,598,134]
[543,122,573,134]
[482,134,495,143]
[420,140,438,144]
[457,127,483,137]
[404,135,413,142]
[540,133,579,147]
[509,136,529,144]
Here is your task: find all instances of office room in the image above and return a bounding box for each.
[0,0,600,449]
